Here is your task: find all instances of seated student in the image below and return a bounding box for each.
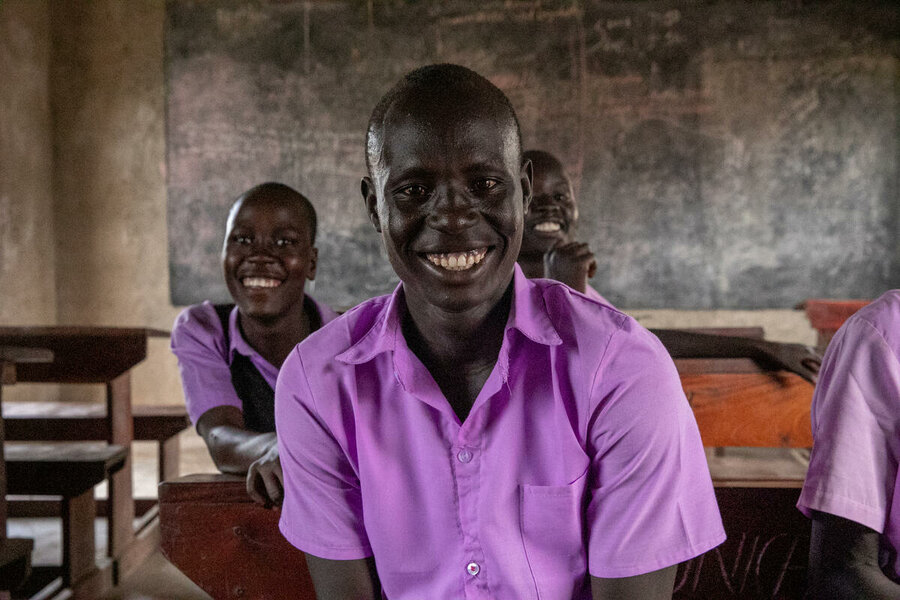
[797,290,900,598]
[171,182,337,506]
[518,149,821,382]
[275,64,724,599]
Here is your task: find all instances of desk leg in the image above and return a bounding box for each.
[106,372,135,573]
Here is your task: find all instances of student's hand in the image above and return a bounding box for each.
[544,241,597,294]
[246,435,284,508]
[753,340,822,384]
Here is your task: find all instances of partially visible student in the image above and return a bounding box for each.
[797,290,900,598]
[519,149,821,383]
[276,64,724,600]
[171,182,337,506]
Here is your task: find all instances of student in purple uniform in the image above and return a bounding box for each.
[518,149,821,383]
[275,64,724,599]
[798,290,900,598]
[171,182,337,506]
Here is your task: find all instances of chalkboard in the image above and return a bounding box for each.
[166,0,900,309]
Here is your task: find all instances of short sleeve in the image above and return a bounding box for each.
[798,319,900,533]
[275,348,372,559]
[586,326,725,578]
[170,303,243,424]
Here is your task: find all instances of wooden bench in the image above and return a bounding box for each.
[7,442,127,599]
[3,402,191,514]
[0,347,50,599]
[0,327,169,592]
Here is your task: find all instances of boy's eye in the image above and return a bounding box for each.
[233,234,252,245]
[472,178,500,192]
[554,193,568,204]
[275,238,297,248]
[399,184,430,199]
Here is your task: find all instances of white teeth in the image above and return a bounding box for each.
[242,277,281,288]
[425,248,488,272]
[534,221,561,232]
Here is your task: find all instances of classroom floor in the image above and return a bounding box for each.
[7,430,811,599]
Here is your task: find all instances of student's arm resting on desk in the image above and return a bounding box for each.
[171,304,281,506]
[651,329,821,383]
[275,349,380,597]
[585,323,725,595]
[196,405,283,506]
[807,512,900,599]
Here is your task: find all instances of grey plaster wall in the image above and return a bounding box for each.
[165,0,899,310]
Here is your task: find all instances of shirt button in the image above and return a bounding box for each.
[466,562,480,576]
[457,449,473,463]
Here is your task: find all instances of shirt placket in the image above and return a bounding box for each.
[452,362,509,599]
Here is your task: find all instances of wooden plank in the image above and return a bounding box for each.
[106,373,134,568]
[5,443,127,497]
[0,328,164,383]
[159,475,315,600]
[3,402,191,442]
[681,371,813,448]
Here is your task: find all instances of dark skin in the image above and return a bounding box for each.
[519,149,822,383]
[305,84,678,600]
[807,511,900,599]
[196,186,318,507]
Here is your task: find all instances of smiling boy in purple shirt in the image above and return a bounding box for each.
[171,182,337,506]
[275,65,724,599]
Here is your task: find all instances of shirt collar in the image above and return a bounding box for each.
[336,264,561,366]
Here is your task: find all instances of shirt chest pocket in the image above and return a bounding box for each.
[519,478,589,600]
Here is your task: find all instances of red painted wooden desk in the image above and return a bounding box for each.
[800,298,870,351]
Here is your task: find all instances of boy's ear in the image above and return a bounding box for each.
[361,177,382,233]
[520,158,534,214]
[307,246,318,281]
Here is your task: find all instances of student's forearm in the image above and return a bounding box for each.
[809,566,900,600]
[204,426,277,474]
[809,513,900,600]
[650,329,761,360]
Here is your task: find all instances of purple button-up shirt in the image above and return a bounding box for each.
[277,266,724,599]
[171,297,338,424]
[798,289,900,580]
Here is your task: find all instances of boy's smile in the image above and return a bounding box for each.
[363,101,530,314]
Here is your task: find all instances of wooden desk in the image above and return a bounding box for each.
[0,328,167,583]
[800,298,870,351]
[0,346,53,597]
[159,474,315,600]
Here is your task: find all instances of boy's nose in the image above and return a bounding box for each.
[427,187,478,232]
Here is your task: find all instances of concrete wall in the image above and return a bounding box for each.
[48,1,182,405]
[0,0,55,326]
[0,0,816,410]
[0,0,58,403]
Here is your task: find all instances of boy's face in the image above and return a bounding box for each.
[363,102,531,314]
[222,194,317,321]
[520,158,578,257]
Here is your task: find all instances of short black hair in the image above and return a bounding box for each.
[233,182,318,243]
[365,64,523,176]
[522,149,566,174]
